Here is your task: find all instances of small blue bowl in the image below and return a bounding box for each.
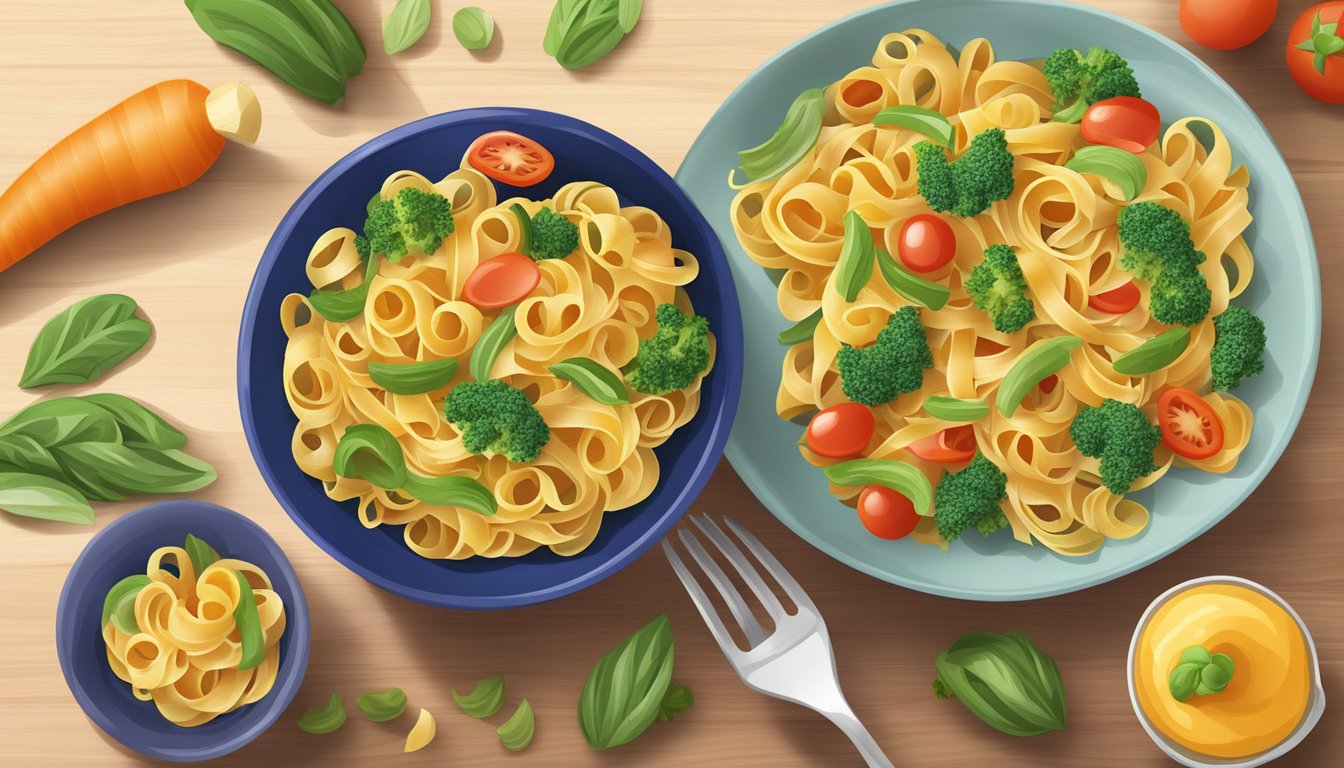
[238,108,742,610]
[55,501,310,762]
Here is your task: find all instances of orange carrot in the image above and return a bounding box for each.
[0,79,260,273]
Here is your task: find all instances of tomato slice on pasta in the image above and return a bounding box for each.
[907,425,976,463]
[1158,388,1225,460]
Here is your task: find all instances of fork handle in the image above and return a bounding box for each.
[823,709,894,768]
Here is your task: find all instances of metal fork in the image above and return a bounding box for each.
[663,515,894,768]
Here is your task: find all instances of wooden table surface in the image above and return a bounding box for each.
[1,1,1339,765]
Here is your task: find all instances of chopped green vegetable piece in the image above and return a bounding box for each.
[1111,328,1190,375]
[368,359,459,395]
[452,6,494,51]
[234,571,265,671]
[656,683,694,721]
[510,203,533,255]
[1065,145,1147,201]
[924,396,990,422]
[453,674,505,718]
[298,693,347,734]
[933,631,1067,736]
[497,699,536,752]
[998,337,1082,417]
[356,687,408,722]
[834,211,876,302]
[823,459,933,516]
[778,309,823,346]
[736,88,826,182]
[383,0,432,55]
[334,424,408,489]
[471,307,519,381]
[184,533,220,576]
[873,105,955,149]
[876,248,951,310]
[550,358,630,405]
[309,254,380,323]
[401,474,497,516]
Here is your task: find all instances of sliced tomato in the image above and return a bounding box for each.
[907,425,976,463]
[1158,388,1225,460]
[462,252,540,309]
[1038,374,1060,394]
[898,214,957,273]
[1089,281,1142,314]
[1081,97,1161,154]
[806,402,875,459]
[857,485,920,540]
[465,131,555,187]
[842,79,885,107]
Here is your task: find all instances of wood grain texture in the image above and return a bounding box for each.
[0,1,1338,766]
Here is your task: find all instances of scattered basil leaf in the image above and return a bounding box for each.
[234,571,265,671]
[1111,328,1190,376]
[401,474,497,517]
[0,435,63,479]
[0,397,120,446]
[579,615,675,750]
[101,574,151,628]
[452,6,494,51]
[932,631,1067,737]
[184,533,220,575]
[497,699,535,752]
[618,0,643,34]
[778,309,823,346]
[471,306,518,381]
[1065,145,1147,201]
[543,0,585,56]
[83,394,187,450]
[19,294,151,389]
[0,473,94,524]
[876,248,951,310]
[550,0,635,70]
[333,424,408,489]
[368,359,459,395]
[822,459,933,516]
[298,693,347,734]
[924,396,990,422]
[111,586,142,635]
[357,687,408,722]
[549,358,630,405]
[309,253,380,322]
[383,0,432,55]
[453,674,505,718]
[998,337,1082,417]
[736,87,826,182]
[1169,644,1234,700]
[656,683,693,722]
[874,105,955,150]
[52,443,217,500]
[835,211,876,302]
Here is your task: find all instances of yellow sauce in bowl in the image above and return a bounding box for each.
[1133,583,1311,760]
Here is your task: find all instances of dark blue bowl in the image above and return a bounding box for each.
[55,501,310,762]
[238,108,742,610]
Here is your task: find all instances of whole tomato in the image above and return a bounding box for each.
[1288,3,1344,103]
[1180,0,1278,50]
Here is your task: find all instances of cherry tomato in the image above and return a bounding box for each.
[857,485,920,540]
[1180,0,1278,50]
[842,79,884,108]
[462,252,540,309]
[1158,388,1226,460]
[1081,97,1161,154]
[1287,3,1344,103]
[907,425,976,463]
[806,402,875,459]
[1038,374,1059,395]
[898,214,956,273]
[465,131,556,187]
[1088,281,1142,314]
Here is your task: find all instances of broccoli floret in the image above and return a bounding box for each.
[1043,47,1141,123]
[836,306,934,406]
[625,304,712,395]
[1116,202,1211,326]
[354,234,371,261]
[443,380,550,463]
[966,245,1036,333]
[1211,306,1267,391]
[1069,399,1160,494]
[914,128,1016,218]
[933,454,1009,542]
[364,188,455,263]
[526,207,580,261]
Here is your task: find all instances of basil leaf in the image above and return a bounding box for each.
[83,393,187,450]
[874,105,955,150]
[1065,145,1147,201]
[778,309,823,346]
[549,358,630,405]
[289,0,367,77]
[0,435,64,478]
[234,571,266,671]
[402,473,497,517]
[1168,663,1201,702]
[617,0,643,33]
[333,424,407,489]
[876,248,951,310]
[924,396,990,422]
[309,253,379,322]
[497,699,535,752]
[0,473,93,524]
[19,294,151,389]
[53,443,217,499]
[471,306,518,381]
[543,0,586,56]
[111,586,143,635]
[656,683,693,722]
[184,533,220,575]
[834,211,875,302]
[384,0,432,55]
[554,3,627,70]
[452,6,494,51]
[1111,328,1190,376]
[368,359,459,395]
[298,693,347,734]
[737,88,825,182]
[822,459,933,516]
[998,337,1082,417]
[454,674,506,718]
[579,615,675,750]
[932,631,1066,737]
[357,688,408,722]
[0,397,120,446]
[101,574,151,628]
[1180,645,1213,666]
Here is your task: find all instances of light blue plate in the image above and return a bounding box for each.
[676,0,1320,601]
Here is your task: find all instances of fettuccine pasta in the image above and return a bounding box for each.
[729,31,1257,556]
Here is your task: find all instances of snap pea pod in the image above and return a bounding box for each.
[234,571,265,671]
[873,105,955,149]
[471,307,518,381]
[876,248,951,310]
[778,309,822,346]
[998,337,1082,417]
[834,211,876,302]
[1111,328,1190,376]
[822,459,933,516]
[924,396,990,422]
